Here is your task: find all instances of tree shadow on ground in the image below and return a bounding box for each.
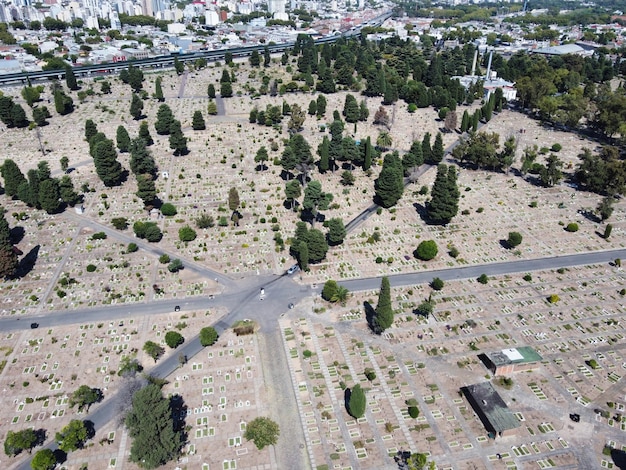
[364,301,380,335]
[9,226,25,244]
[611,448,626,469]
[53,449,67,465]
[170,394,188,442]
[14,245,39,279]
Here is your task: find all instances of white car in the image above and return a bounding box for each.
[287,264,300,275]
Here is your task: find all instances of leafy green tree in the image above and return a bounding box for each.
[308,99,317,116]
[125,384,184,469]
[255,146,269,171]
[21,86,42,107]
[4,428,37,456]
[84,119,98,143]
[507,232,523,248]
[164,331,184,348]
[343,94,360,124]
[207,100,218,115]
[376,131,392,150]
[244,417,280,450]
[1,159,27,198]
[101,80,111,94]
[347,384,366,418]
[55,419,88,452]
[192,110,205,130]
[173,57,184,75]
[143,340,165,362]
[94,139,125,187]
[130,93,144,120]
[373,276,393,333]
[431,277,444,291]
[228,187,240,213]
[31,449,56,470]
[375,152,404,208]
[10,103,28,127]
[415,240,438,261]
[316,94,327,117]
[32,106,51,126]
[65,65,78,90]
[178,225,197,242]
[326,218,346,245]
[426,164,459,225]
[154,76,164,102]
[69,385,103,412]
[220,81,233,98]
[597,196,614,221]
[168,259,184,273]
[285,180,301,210]
[539,154,563,187]
[155,104,174,135]
[116,125,131,153]
[127,65,144,92]
[199,327,218,346]
[287,103,306,132]
[208,83,216,99]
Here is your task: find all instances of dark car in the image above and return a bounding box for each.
[30,323,39,329]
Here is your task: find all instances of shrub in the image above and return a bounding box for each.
[159,254,170,264]
[448,247,459,258]
[506,231,523,248]
[91,231,107,240]
[547,294,559,304]
[160,203,177,216]
[199,327,218,346]
[408,406,420,418]
[168,259,184,273]
[86,264,97,272]
[551,143,562,152]
[303,350,312,358]
[127,242,138,253]
[415,240,438,261]
[178,225,197,242]
[565,223,579,232]
[430,277,444,291]
[523,274,532,282]
[477,274,489,284]
[164,331,184,349]
[364,368,376,381]
[321,280,338,301]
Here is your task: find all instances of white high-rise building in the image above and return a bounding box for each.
[268,0,285,14]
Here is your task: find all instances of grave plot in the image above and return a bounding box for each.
[160,329,270,470]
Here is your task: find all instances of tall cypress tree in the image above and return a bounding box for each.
[130,93,144,120]
[318,136,330,173]
[129,137,156,177]
[169,120,188,156]
[430,132,444,164]
[426,164,459,225]
[0,208,18,279]
[94,139,124,187]
[363,136,372,171]
[84,119,98,142]
[65,66,78,91]
[421,132,432,164]
[374,152,404,208]
[192,110,206,130]
[373,276,393,333]
[116,125,131,153]
[38,178,61,214]
[138,121,153,146]
[154,77,164,102]
[460,110,470,133]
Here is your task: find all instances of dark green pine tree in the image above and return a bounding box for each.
[174,57,184,75]
[343,94,360,124]
[154,77,164,102]
[374,152,404,208]
[359,100,369,121]
[249,50,261,67]
[65,66,78,90]
[138,121,153,146]
[382,83,398,105]
[347,384,366,418]
[116,125,131,153]
[89,132,108,158]
[220,81,233,98]
[58,175,82,207]
[94,139,125,187]
[54,90,73,115]
[129,137,156,177]
[32,106,51,126]
[130,93,144,120]
[315,61,336,94]
[421,132,432,165]
[11,103,28,128]
[316,95,327,117]
[38,178,61,214]
[460,110,470,133]
[192,110,206,130]
[373,276,394,333]
[426,164,459,225]
[207,83,216,99]
[472,110,480,132]
[169,120,188,156]
[308,99,317,116]
[0,208,18,279]
[155,104,174,135]
[430,132,444,164]
[84,119,98,142]
[1,159,27,199]
[403,140,423,175]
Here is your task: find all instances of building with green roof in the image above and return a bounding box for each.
[462,382,520,438]
[479,346,543,376]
